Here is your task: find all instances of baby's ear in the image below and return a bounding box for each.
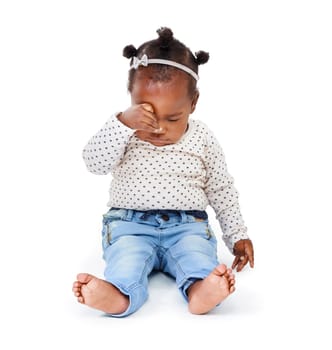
[191,91,200,113]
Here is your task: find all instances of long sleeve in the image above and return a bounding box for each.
[203,129,249,252]
[82,113,134,175]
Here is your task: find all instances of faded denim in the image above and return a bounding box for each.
[101,208,219,317]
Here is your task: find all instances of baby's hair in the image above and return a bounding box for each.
[123,27,209,97]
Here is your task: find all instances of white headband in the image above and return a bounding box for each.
[130,54,199,81]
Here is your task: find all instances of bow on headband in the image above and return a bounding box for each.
[132,54,149,69]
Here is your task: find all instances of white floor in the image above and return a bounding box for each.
[51,248,266,349]
[2,215,328,350]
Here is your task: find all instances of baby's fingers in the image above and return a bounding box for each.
[141,104,158,127]
[248,252,254,268]
[232,255,249,272]
[141,103,154,113]
[138,117,162,133]
[140,111,160,130]
[236,256,249,272]
[232,256,240,270]
[245,244,254,268]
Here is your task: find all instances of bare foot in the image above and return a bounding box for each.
[187,264,235,314]
[72,273,129,314]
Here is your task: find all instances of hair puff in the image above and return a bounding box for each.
[156,27,174,49]
[195,51,210,65]
[123,45,138,59]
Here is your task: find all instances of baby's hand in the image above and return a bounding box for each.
[118,104,163,134]
[232,239,254,272]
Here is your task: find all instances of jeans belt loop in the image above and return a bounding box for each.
[180,211,187,223]
[125,209,134,221]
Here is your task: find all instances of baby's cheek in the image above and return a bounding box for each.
[171,127,187,140]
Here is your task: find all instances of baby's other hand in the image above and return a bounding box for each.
[232,239,254,272]
[117,104,162,133]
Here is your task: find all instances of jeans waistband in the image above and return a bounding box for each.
[110,208,208,221]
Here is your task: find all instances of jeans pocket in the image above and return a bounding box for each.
[194,218,214,240]
[102,222,112,250]
[205,223,216,240]
[101,209,127,249]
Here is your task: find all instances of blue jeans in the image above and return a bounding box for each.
[101,208,219,317]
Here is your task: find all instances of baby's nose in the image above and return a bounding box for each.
[153,126,166,134]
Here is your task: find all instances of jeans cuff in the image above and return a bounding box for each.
[179,277,204,302]
[103,280,147,318]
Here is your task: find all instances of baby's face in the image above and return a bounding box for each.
[131,72,198,147]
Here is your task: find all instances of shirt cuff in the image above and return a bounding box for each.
[222,226,250,253]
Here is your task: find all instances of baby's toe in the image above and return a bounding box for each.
[73,281,81,289]
[213,264,227,276]
[72,282,81,292]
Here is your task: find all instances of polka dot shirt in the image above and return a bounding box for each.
[83,113,249,251]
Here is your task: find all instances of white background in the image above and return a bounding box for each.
[1,0,331,349]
